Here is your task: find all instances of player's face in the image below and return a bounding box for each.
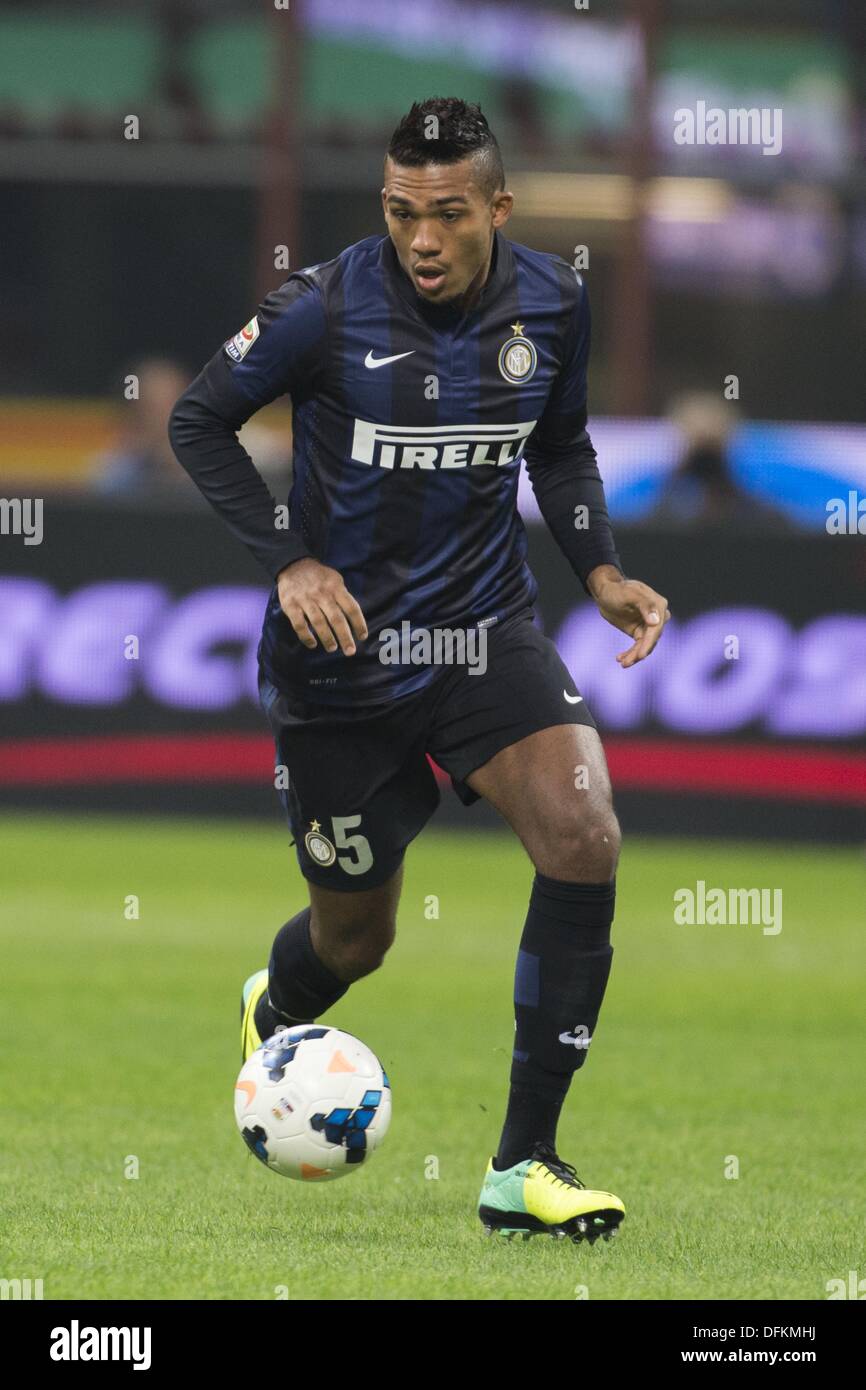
[382,157,513,308]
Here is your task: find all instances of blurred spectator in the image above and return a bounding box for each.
[91,356,291,498]
[647,392,791,530]
[92,358,192,495]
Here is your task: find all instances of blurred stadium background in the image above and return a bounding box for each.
[1,0,865,1305]
[2,0,863,839]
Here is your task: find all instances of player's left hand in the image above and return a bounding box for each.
[588,568,670,668]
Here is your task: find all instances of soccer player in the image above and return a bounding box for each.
[170,98,669,1243]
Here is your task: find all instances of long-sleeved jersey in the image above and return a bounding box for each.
[169,229,622,706]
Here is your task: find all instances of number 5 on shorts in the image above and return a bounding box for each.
[332,814,374,875]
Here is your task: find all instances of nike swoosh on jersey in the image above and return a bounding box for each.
[563,691,583,704]
[364,350,416,369]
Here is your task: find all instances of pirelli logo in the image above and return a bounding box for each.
[351,418,537,470]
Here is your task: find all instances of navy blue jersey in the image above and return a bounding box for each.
[170,230,621,706]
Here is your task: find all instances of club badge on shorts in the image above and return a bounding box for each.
[498,321,537,384]
[304,820,336,867]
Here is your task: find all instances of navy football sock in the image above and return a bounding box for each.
[254,906,350,1038]
[494,874,615,1171]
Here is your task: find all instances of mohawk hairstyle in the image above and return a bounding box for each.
[386,97,505,200]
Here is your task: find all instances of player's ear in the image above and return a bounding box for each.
[380,187,389,223]
[491,191,514,229]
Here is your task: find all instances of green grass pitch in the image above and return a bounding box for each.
[0,811,863,1300]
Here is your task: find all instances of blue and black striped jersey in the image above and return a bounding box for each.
[170,229,621,706]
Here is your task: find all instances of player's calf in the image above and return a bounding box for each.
[304,872,403,979]
[251,871,404,1051]
[495,864,619,1170]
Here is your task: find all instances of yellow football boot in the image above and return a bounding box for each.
[239,968,269,1062]
[478,1141,625,1243]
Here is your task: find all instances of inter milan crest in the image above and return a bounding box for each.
[304,820,336,866]
[497,321,538,384]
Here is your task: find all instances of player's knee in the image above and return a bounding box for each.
[532,806,621,881]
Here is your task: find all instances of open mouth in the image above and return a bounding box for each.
[414,265,447,292]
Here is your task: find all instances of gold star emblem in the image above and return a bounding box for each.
[510,321,525,337]
[310,819,321,832]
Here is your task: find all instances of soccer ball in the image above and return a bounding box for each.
[234,1025,391,1181]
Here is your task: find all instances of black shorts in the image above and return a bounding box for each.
[258,608,597,891]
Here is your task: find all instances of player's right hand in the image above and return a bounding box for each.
[276,558,368,656]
